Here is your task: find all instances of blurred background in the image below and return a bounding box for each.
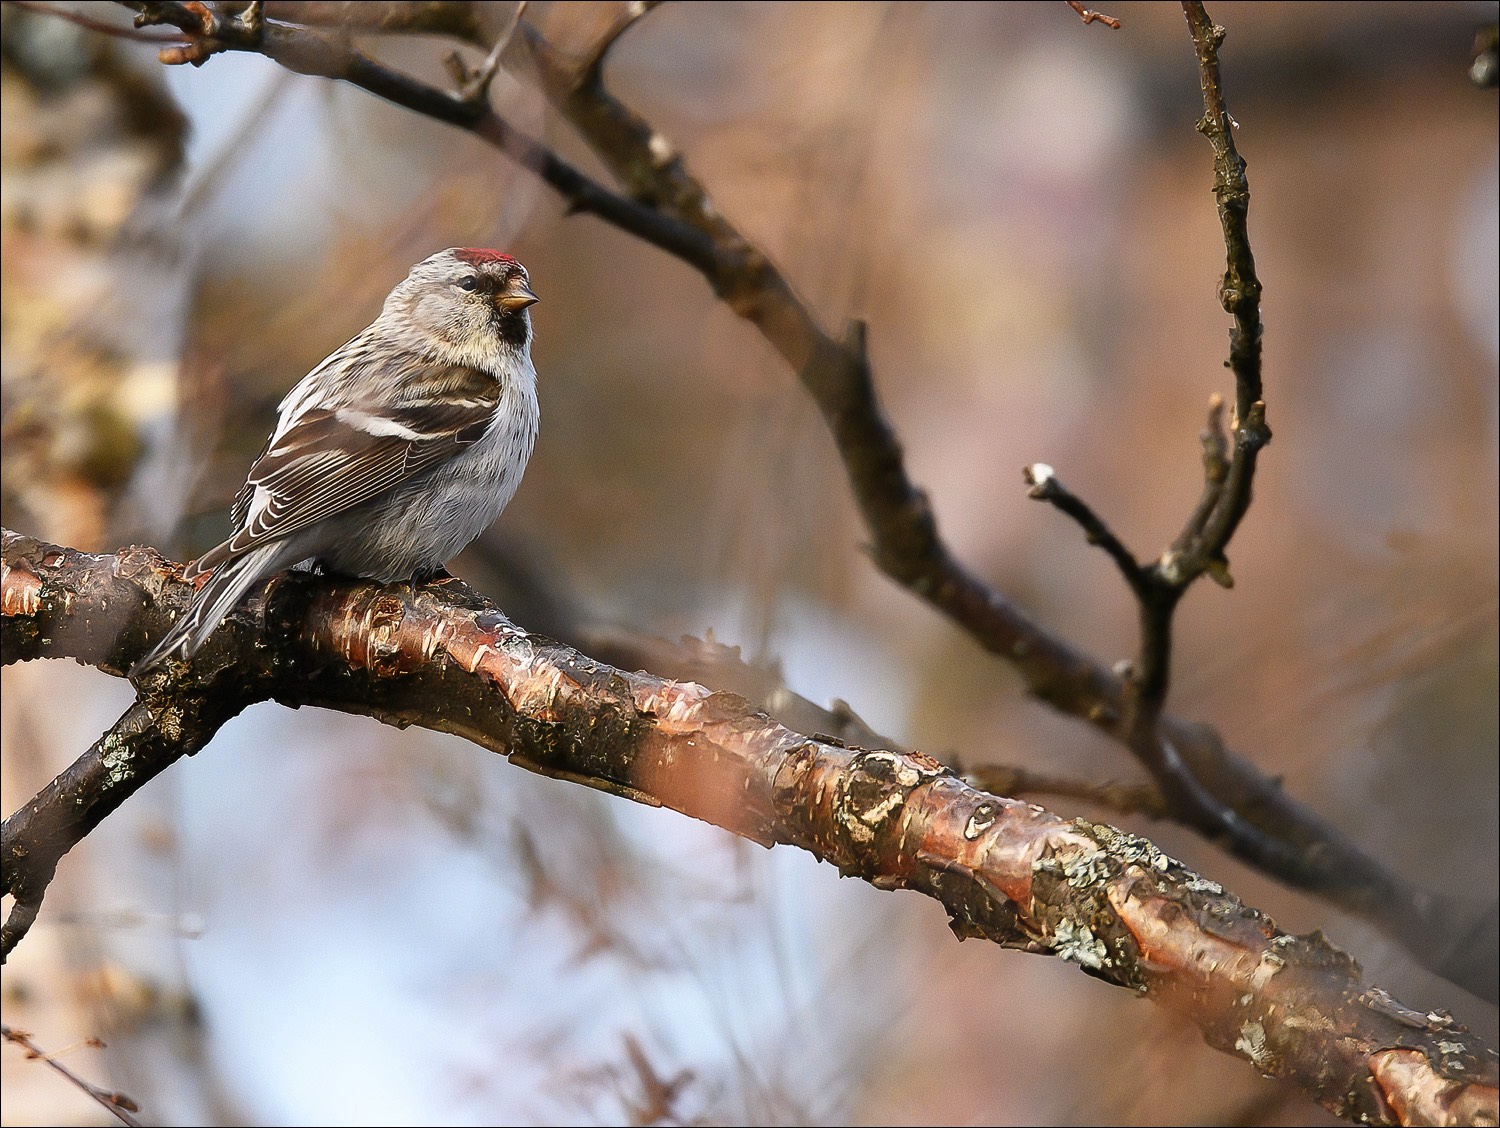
[2,1,1496,1124]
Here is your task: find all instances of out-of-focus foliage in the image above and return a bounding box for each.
[0,3,187,549]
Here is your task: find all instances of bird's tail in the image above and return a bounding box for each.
[131,543,283,676]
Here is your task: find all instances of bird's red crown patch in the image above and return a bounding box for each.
[455,248,517,266]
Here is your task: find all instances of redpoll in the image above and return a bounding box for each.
[133,248,540,673]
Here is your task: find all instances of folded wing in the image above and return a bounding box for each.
[189,362,497,578]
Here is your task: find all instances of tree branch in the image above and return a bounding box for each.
[263,1,488,44]
[119,1,718,272]
[584,626,1170,821]
[0,1024,142,1128]
[1064,1,1121,30]
[71,0,1494,1002]
[1023,463,1148,598]
[506,6,1498,1002]
[3,529,1496,1126]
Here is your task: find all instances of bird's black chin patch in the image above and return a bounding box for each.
[492,309,530,350]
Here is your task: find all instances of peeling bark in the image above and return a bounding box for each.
[3,529,1495,1126]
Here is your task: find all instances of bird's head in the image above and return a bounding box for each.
[384,247,539,364]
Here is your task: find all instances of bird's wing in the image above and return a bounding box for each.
[192,359,498,577]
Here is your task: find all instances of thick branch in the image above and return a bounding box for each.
[3,530,1496,1126]
[585,627,1169,821]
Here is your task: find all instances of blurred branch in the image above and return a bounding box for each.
[0,696,239,960]
[262,1,488,43]
[3,530,1497,1127]
[0,1024,143,1127]
[117,1,718,271]
[443,0,524,105]
[960,764,1169,820]
[1064,1,1121,31]
[578,0,665,83]
[0,0,187,42]
[1026,0,1290,897]
[85,0,1497,1003]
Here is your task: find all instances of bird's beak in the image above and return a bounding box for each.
[496,279,539,311]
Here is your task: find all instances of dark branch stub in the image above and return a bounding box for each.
[1023,463,1147,596]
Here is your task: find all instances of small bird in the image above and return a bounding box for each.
[133,248,540,674]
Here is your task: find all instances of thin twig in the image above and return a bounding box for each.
[0,1025,143,1128]
[2,0,188,42]
[1023,463,1147,597]
[1065,1,1121,30]
[1024,0,1292,893]
[1170,0,1269,580]
[264,1,487,44]
[1096,2,1279,871]
[1169,393,1233,586]
[452,0,526,106]
[961,764,1169,819]
[580,0,666,84]
[120,1,717,271]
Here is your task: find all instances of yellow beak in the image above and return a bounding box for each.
[497,280,539,310]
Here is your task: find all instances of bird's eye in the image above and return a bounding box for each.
[458,275,480,292]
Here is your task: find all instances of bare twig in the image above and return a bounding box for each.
[578,0,666,85]
[960,764,1169,820]
[1169,393,1233,586]
[1099,2,1281,877]
[264,1,487,44]
[1168,0,1270,584]
[1,0,187,42]
[119,1,716,270]
[1014,1,1302,896]
[1065,1,1122,30]
[448,0,525,106]
[0,1024,143,1128]
[1023,463,1147,597]
[3,530,1496,1125]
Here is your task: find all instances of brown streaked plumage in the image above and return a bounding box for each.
[132,248,540,674]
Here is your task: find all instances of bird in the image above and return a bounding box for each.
[132,247,540,674]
